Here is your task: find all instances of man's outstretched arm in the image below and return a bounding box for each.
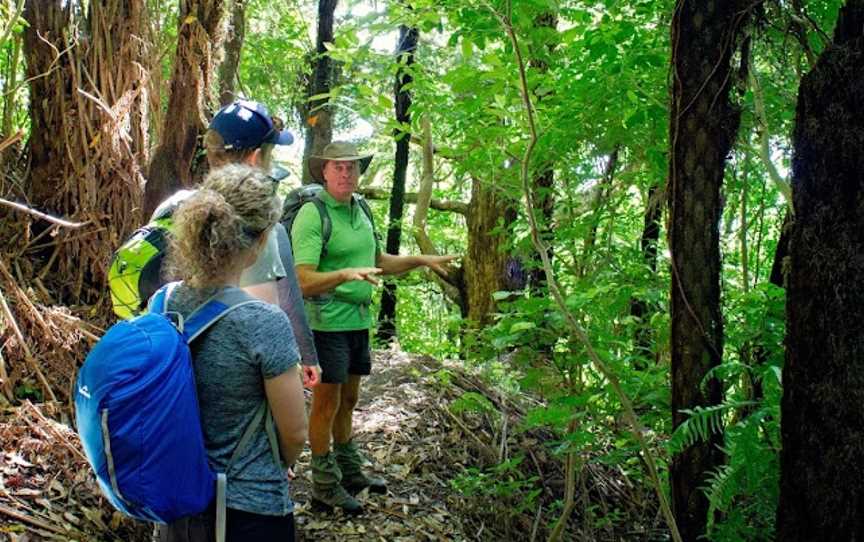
[376,253,459,277]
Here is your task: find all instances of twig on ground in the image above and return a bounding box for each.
[0,504,64,534]
[22,401,88,463]
[442,405,498,464]
[0,284,57,403]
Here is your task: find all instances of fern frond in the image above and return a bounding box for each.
[668,400,755,453]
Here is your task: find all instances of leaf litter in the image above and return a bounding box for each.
[1,348,664,541]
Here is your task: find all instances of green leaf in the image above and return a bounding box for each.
[461,38,473,59]
[510,321,536,333]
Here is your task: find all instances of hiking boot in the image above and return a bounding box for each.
[310,452,363,515]
[334,440,387,495]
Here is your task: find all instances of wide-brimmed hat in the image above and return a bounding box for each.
[210,100,294,150]
[309,142,373,184]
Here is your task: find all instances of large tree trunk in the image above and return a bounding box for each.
[144,0,224,217]
[464,177,516,327]
[301,0,337,184]
[668,1,750,539]
[23,0,73,210]
[377,23,418,345]
[23,0,150,303]
[218,0,245,106]
[777,2,864,538]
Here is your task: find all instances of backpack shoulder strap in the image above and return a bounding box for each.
[310,196,332,260]
[183,288,265,342]
[354,194,375,230]
[147,281,181,314]
[354,194,380,248]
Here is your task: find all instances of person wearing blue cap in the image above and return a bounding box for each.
[202,100,320,389]
[136,100,321,389]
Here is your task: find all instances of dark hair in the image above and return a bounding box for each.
[204,129,274,170]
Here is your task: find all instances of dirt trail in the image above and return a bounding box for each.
[293,349,469,541]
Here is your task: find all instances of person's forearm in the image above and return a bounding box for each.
[377,254,424,275]
[279,438,305,466]
[296,267,348,297]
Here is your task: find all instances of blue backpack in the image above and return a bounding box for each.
[75,283,280,537]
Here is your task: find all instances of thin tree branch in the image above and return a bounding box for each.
[750,69,793,212]
[357,187,468,215]
[0,198,88,228]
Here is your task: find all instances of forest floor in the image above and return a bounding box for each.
[0,348,663,542]
[291,349,468,541]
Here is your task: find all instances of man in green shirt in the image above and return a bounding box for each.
[292,142,455,513]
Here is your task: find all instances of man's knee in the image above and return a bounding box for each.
[311,384,341,419]
[339,377,361,410]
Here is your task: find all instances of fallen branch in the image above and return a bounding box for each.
[0,348,12,402]
[0,283,58,403]
[0,504,64,534]
[442,404,498,464]
[0,198,88,228]
[22,401,88,463]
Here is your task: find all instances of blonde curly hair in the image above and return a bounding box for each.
[168,164,281,287]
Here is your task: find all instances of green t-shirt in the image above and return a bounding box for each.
[291,190,378,331]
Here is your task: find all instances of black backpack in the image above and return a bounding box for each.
[280,183,376,259]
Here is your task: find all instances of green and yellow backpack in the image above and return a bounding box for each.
[108,190,194,319]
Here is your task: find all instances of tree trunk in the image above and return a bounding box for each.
[218,0,245,106]
[527,11,557,293]
[377,23,418,345]
[464,177,516,327]
[23,0,150,303]
[144,0,225,217]
[629,181,661,360]
[301,0,337,184]
[668,1,750,539]
[777,2,864,538]
[23,0,73,210]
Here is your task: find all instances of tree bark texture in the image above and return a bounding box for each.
[464,178,515,327]
[23,0,150,302]
[377,23,418,345]
[145,0,224,216]
[218,0,245,106]
[301,0,337,184]
[668,1,750,539]
[777,2,864,539]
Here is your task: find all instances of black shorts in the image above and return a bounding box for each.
[314,330,372,384]
[157,505,295,542]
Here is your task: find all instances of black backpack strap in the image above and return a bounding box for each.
[354,194,380,248]
[310,196,332,260]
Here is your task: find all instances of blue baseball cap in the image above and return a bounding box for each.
[209,100,294,150]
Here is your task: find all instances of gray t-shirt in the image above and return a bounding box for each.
[167,284,299,516]
[239,226,287,287]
